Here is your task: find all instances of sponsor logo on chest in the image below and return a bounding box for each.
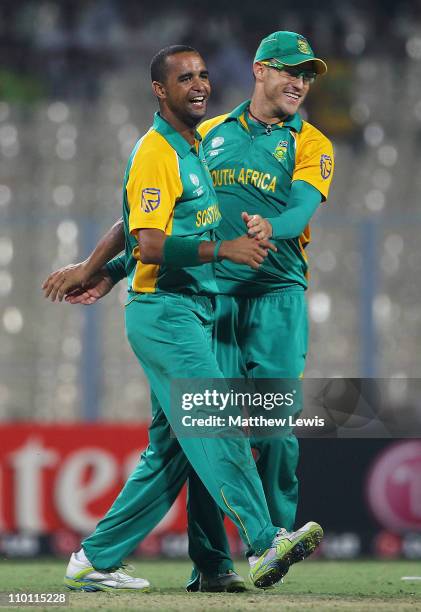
[196,203,222,227]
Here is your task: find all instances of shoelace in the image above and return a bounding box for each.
[249,529,291,566]
[273,528,289,543]
[109,564,136,582]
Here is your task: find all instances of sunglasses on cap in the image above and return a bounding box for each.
[260,60,317,84]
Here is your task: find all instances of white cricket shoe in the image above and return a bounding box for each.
[64,552,150,592]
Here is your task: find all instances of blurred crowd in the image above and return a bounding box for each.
[2,0,421,101]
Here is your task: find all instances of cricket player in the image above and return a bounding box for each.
[45,44,324,593]
[186,30,334,590]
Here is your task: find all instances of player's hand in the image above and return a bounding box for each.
[42,261,90,302]
[65,269,114,304]
[242,211,273,240]
[220,235,277,270]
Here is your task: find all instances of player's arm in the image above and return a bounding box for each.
[42,218,125,301]
[63,268,114,305]
[64,253,127,305]
[244,133,334,240]
[243,181,321,240]
[128,146,276,270]
[138,228,274,269]
[105,253,127,284]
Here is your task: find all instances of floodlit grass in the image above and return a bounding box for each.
[0,559,420,611]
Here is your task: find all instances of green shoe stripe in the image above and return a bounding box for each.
[64,577,150,593]
[64,577,113,592]
[71,567,97,580]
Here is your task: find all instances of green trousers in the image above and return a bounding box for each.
[82,293,278,571]
[187,290,308,582]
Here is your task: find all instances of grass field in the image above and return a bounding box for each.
[0,559,420,611]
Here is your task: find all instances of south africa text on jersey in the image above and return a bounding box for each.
[211,168,277,192]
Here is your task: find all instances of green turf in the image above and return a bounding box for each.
[0,559,420,611]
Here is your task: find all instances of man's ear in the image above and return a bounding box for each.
[253,62,266,81]
[152,80,166,100]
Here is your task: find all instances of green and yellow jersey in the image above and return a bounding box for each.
[123,112,221,295]
[199,100,334,295]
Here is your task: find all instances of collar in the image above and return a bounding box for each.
[226,99,303,133]
[152,112,202,158]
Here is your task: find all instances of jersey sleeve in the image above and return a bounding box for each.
[126,135,183,234]
[292,125,334,202]
[268,181,321,239]
[106,253,126,284]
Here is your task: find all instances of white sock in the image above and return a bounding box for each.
[75,547,89,563]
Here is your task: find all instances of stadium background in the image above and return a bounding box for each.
[0,0,420,563]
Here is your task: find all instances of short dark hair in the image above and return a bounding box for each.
[150,45,198,83]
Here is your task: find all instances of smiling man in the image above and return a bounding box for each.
[186,30,334,591]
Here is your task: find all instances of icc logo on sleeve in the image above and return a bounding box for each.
[320,154,332,180]
[141,188,161,212]
[211,136,224,148]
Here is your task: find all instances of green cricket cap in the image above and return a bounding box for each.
[254,31,327,75]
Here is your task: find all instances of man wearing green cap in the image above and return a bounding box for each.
[185,29,334,591]
[43,31,334,592]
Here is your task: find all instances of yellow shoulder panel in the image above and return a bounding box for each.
[293,121,334,202]
[198,114,230,140]
[126,129,183,234]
